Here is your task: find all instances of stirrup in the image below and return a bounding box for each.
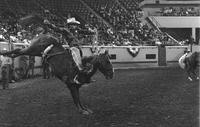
[74,75,81,84]
[88,64,93,73]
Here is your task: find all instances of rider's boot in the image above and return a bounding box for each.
[79,63,94,84]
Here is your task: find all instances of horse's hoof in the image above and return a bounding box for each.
[79,108,93,115]
[80,110,90,115]
[85,108,93,114]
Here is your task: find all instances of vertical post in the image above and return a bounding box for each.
[158,45,167,66]
[192,27,196,41]
[8,33,14,82]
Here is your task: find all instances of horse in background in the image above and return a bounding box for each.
[179,51,200,81]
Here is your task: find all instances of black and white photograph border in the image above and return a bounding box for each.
[0,0,199,127]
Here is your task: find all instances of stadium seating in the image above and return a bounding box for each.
[0,0,181,46]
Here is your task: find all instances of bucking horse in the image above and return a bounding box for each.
[0,15,114,115]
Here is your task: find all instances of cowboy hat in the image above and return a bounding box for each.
[67,17,80,25]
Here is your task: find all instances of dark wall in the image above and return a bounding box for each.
[196,28,200,44]
[160,28,192,41]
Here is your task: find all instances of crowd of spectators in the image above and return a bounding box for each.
[0,0,187,48]
[82,0,178,46]
[0,14,175,48]
[161,7,199,16]
[82,1,152,45]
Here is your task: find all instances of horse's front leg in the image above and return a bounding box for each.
[191,70,199,80]
[76,87,93,114]
[67,83,92,115]
[186,69,193,81]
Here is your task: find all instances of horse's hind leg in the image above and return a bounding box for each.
[0,48,30,58]
[0,49,21,56]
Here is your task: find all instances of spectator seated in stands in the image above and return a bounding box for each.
[161,7,198,16]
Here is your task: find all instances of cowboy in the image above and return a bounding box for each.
[43,19,77,47]
[0,48,11,89]
[1,66,8,89]
[43,20,93,84]
[27,56,35,78]
[42,56,51,79]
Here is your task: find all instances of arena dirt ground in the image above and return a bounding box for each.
[0,67,199,127]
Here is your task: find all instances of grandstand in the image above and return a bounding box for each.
[140,0,200,43]
[0,0,199,46]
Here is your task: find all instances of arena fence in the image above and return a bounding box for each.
[0,42,199,79]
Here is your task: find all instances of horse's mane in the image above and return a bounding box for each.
[82,55,98,66]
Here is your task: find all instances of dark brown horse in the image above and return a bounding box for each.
[0,34,114,115]
[179,51,200,81]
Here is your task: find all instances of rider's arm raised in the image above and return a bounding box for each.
[43,20,80,46]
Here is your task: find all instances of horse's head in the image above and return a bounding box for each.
[95,50,114,80]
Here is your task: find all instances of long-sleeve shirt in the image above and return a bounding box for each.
[45,23,78,46]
